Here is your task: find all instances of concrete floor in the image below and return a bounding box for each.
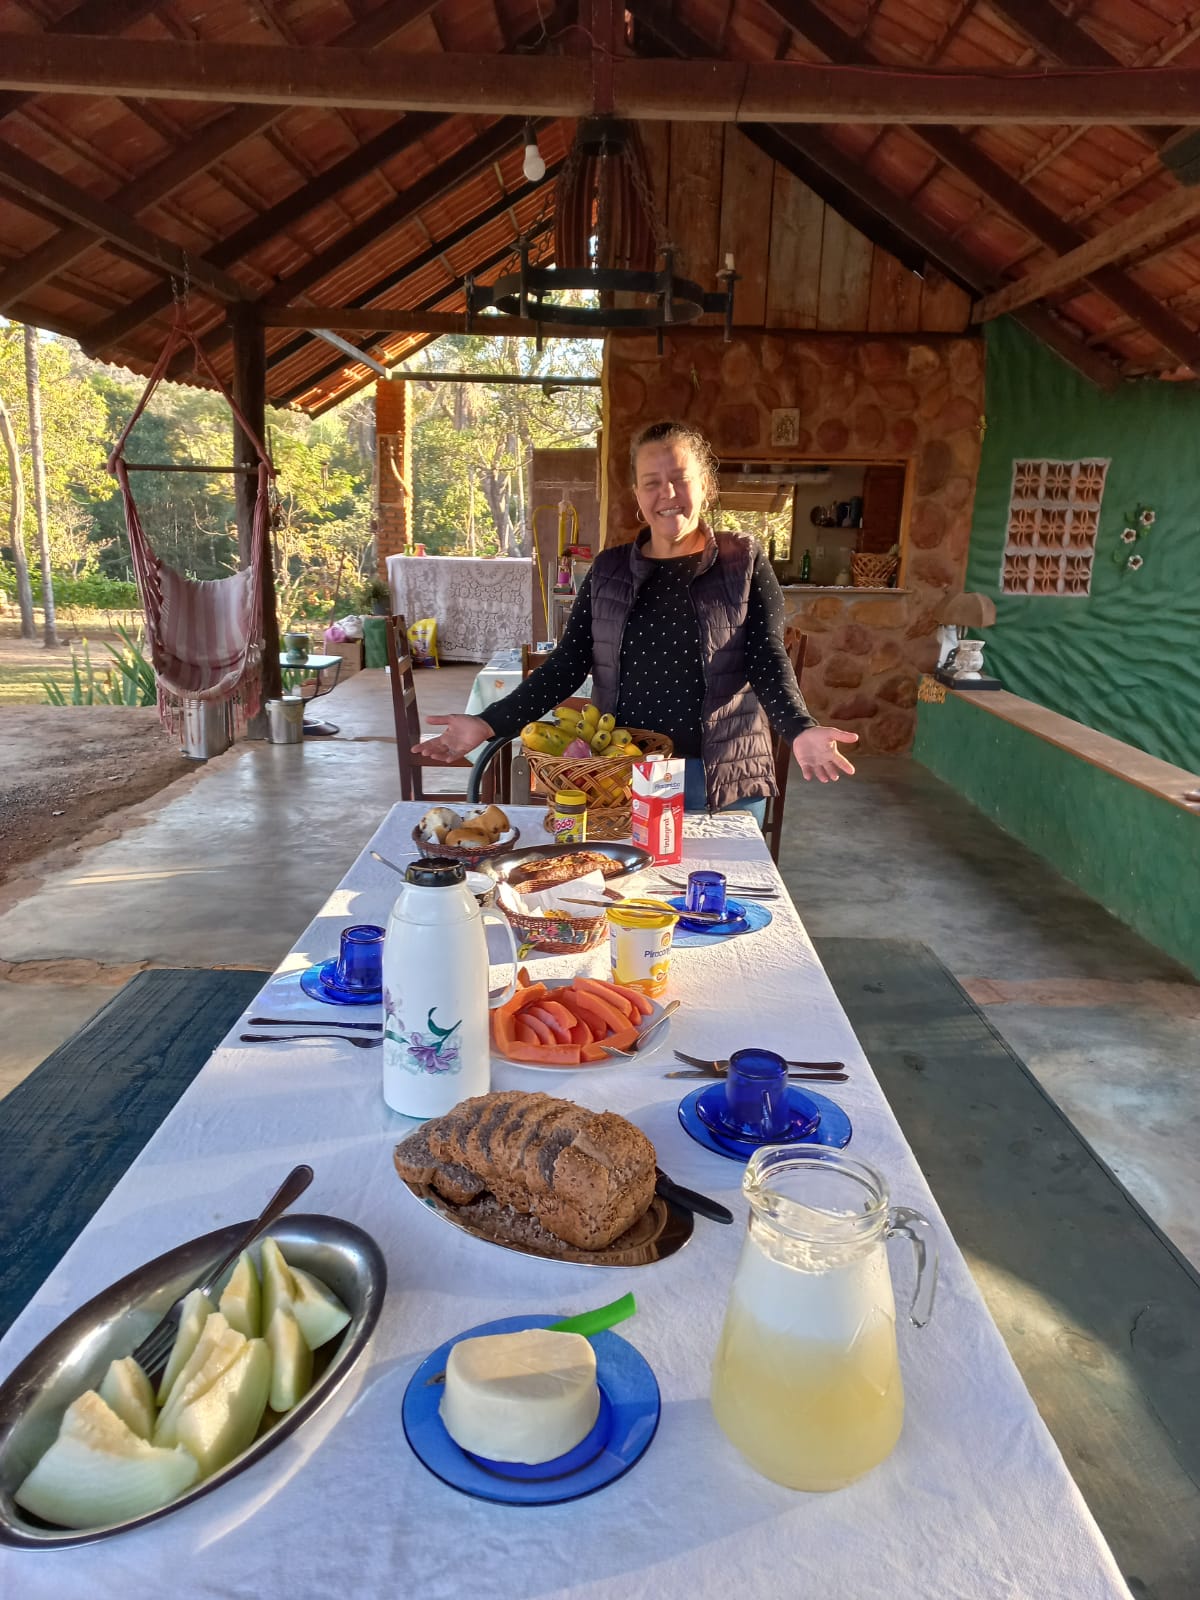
[2,663,1198,1274]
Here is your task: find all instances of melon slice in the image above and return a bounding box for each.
[218,1250,261,1339]
[154,1317,246,1448]
[15,1391,199,1529]
[259,1237,297,1330]
[155,1289,215,1404]
[173,1338,271,1478]
[98,1356,156,1441]
[266,1305,312,1413]
[288,1264,351,1350]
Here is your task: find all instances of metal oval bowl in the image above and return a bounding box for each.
[481,840,654,887]
[0,1213,386,1549]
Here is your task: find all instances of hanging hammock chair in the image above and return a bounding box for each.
[107,312,275,735]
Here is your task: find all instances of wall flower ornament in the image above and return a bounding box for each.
[1113,503,1156,574]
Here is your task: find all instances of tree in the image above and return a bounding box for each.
[0,390,33,636]
[24,325,58,646]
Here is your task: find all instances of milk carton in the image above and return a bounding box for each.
[631,755,685,865]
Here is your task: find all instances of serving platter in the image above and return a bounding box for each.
[481,840,654,886]
[395,1174,693,1269]
[0,1214,386,1549]
[490,978,672,1070]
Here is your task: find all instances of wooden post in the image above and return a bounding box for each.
[23,325,58,647]
[230,306,281,731]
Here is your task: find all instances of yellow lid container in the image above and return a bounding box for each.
[606,898,680,998]
[553,789,588,813]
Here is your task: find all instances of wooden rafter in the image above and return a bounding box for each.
[264,306,607,334]
[0,141,250,306]
[7,34,1200,123]
[0,0,162,124]
[762,0,1200,371]
[0,0,441,310]
[628,0,1122,392]
[262,159,563,374]
[87,113,446,351]
[972,184,1200,324]
[274,221,556,407]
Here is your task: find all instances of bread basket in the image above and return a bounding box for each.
[525,728,673,841]
[503,907,607,956]
[850,552,899,588]
[410,825,521,870]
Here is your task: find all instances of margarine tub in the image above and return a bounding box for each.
[606,898,680,999]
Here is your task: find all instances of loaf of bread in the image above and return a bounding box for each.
[393,1090,657,1251]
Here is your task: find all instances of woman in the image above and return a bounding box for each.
[414,421,858,821]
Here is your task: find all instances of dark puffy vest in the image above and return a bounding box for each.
[589,527,777,811]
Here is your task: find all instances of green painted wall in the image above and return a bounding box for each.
[967,321,1200,773]
[913,693,1200,977]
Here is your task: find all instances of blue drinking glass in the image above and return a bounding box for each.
[335,924,385,993]
[686,870,727,918]
[724,1048,790,1140]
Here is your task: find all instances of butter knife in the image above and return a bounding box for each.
[667,1069,848,1083]
[674,1049,845,1072]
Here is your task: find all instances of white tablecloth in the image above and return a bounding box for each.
[0,807,1129,1599]
[464,648,592,719]
[387,555,532,662]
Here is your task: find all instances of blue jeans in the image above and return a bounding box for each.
[683,758,767,829]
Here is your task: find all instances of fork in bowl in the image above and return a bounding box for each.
[130,1164,313,1378]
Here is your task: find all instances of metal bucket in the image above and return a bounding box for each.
[180,697,233,761]
[266,696,305,745]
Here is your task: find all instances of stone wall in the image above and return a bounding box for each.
[602,330,985,753]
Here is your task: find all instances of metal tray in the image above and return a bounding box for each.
[395,1172,692,1269]
[482,841,654,886]
[0,1214,386,1549]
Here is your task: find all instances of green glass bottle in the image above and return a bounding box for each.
[800,548,812,583]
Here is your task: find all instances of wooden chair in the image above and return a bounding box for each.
[521,642,556,678]
[385,613,509,803]
[763,630,809,865]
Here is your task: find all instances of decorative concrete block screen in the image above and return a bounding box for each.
[1001,458,1109,595]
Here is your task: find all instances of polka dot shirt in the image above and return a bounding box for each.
[481,537,815,755]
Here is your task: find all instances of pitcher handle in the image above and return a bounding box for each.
[483,908,520,1009]
[886,1206,939,1329]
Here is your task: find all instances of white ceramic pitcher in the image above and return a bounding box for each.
[381,858,519,1119]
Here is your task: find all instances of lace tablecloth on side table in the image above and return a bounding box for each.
[386,555,532,662]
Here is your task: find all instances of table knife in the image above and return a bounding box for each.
[674,1049,845,1072]
[654,1169,733,1224]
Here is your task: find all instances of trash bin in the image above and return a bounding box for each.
[362,615,388,669]
[266,695,305,745]
[180,697,233,760]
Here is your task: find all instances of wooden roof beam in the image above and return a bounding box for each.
[261,158,563,374]
[973,184,1200,324]
[0,140,250,306]
[87,112,445,351]
[0,0,441,311]
[762,0,1200,371]
[273,221,555,406]
[628,0,1121,392]
[8,34,1200,123]
[153,116,529,380]
[0,0,163,125]
[266,307,607,334]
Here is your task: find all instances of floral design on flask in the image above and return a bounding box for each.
[384,1001,463,1075]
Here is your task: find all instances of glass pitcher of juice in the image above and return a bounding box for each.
[711,1147,937,1491]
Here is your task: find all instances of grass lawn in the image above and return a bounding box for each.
[0,611,143,706]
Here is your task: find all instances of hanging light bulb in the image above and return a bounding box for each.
[522,122,546,184]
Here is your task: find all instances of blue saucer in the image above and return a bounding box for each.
[695,1082,820,1145]
[298,961,382,1007]
[403,1314,660,1505]
[678,1084,852,1163]
[666,897,772,946]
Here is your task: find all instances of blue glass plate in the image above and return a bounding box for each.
[678,1084,852,1163]
[694,1082,821,1145]
[666,897,773,946]
[298,961,382,1007]
[403,1314,660,1505]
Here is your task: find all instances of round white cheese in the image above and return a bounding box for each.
[439,1328,600,1465]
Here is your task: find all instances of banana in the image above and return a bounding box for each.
[597,713,616,733]
[610,728,631,745]
[590,730,612,752]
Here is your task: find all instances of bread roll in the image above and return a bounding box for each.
[445,827,492,849]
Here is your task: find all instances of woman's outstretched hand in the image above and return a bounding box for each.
[413,714,495,763]
[791,725,859,783]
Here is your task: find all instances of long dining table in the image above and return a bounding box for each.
[0,804,1131,1599]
